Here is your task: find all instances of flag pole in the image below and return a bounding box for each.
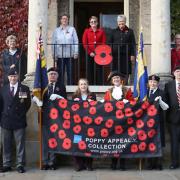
[38,20,43,170]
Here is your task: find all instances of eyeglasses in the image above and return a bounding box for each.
[90,21,97,24]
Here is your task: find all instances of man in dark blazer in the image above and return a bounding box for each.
[147,75,166,170]
[0,68,31,173]
[165,65,180,169]
[33,67,67,170]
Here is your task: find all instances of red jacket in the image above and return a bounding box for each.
[82,27,106,55]
[171,48,180,73]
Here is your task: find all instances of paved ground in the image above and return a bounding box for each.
[1,166,180,180]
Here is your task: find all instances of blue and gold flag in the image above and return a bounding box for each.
[33,33,48,99]
[133,30,148,101]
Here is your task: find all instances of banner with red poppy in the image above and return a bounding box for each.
[47,99,162,158]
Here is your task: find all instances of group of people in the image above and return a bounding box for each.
[52,14,136,85]
[0,13,179,174]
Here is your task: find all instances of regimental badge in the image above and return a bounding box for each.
[56,87,60,91]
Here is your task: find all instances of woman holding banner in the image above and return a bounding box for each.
[104,71,133,170]
[72,78,96,171]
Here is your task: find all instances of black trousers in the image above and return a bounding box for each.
[169,124,180,166]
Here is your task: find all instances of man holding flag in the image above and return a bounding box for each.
[32,27,67,170]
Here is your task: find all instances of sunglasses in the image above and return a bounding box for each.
[90,21,97,24]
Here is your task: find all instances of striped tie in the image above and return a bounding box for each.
[178,83,180,107]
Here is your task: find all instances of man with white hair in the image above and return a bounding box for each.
[110,14,136,83]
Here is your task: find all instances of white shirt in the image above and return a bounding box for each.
[149,88,157,96]
[10,82,18,96]
[9,49,17,56]
[112,85,123,100]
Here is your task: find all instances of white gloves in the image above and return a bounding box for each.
[155,96,169,110]
[50,94,64,101]
[123,99,129,104]
[99,99,105,103]
[32,96,43,107]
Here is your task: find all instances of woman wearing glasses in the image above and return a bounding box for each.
[82,16,106,85]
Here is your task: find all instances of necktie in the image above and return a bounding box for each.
[10,86,14,97]
[149,89,153,98]
[177,83,180,106]
[48,83,54,96]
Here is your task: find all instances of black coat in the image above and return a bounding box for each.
[0,83,31,130]
[147,88,166,147]
[42,82,67,125]
[1,48,27,85]
[165,80,180,124]
[110,27,136,75]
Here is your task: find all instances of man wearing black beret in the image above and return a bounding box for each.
[33,67,67,170]
[165,65,180,169]
[0,68,31,173]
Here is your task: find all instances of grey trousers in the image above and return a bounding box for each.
[2,128,25,167]
[42,125,55,165]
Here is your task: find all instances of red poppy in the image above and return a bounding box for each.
[48,138,57,149]
[63,110,70,119]
[73,114,81,124]
[89,106,97,115]
[113,154,120,158]
[125,107,133,117]
[94,116,103,125]
[141,101,150,110]
[58,129,66,139]
[101,128,109,138]
[50,123,58,133]
[137,130,147,141]
[83,116,93,125]
[78,140,87,150]
[49,108,58,120]
[116,101,124,109]
[62,138,72,150]
[148,143,156,152]
[135,109,143,118]
[127,117,134,125]
[62,120,71,129]
[131,144,138,153]
[147,105,157,116]
[129,99,137,106]
[148,129,156,138]
[139,142,147,152]
[87,128,95,137]
[128,127,136,136]
[58,99,68,109]
[147,118,155,128]
[73,125,82,134]
[105,119,114,128]
[94,45,112,65]
[83,101,89,108]
[116,110,124,119]
[89,100,97,106]
[114,125,123,135]
[104,102,113,112]
[136,119,144,129]
[71,104,80,111]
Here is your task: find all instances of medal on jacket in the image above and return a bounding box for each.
[19,91,27,103]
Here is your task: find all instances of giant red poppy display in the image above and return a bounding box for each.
[94,45,112,65]
[47,100,162,158]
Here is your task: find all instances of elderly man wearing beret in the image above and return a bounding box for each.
[110,15,136,83]
[165,65,180,169]
[33,67,67,170]
[0,68,31,173]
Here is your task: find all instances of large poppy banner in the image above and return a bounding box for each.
[48,99,162,158]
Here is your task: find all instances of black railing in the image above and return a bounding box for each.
[48,43,151,86]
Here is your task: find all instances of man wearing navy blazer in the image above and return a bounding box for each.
[0,68,31,173]
[33,67,67,170]
[165,65,180,169]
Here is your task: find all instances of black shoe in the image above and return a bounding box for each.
[169,164,178,169]
[17,166,25,173]
[0,166,12,173]
[41,164,49,170]
[75,166,86,172]
[111,163,117,170]
[87,166,93,171]
[49,164,56,170]
[119,165,126,171]
[157,164,163,170]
